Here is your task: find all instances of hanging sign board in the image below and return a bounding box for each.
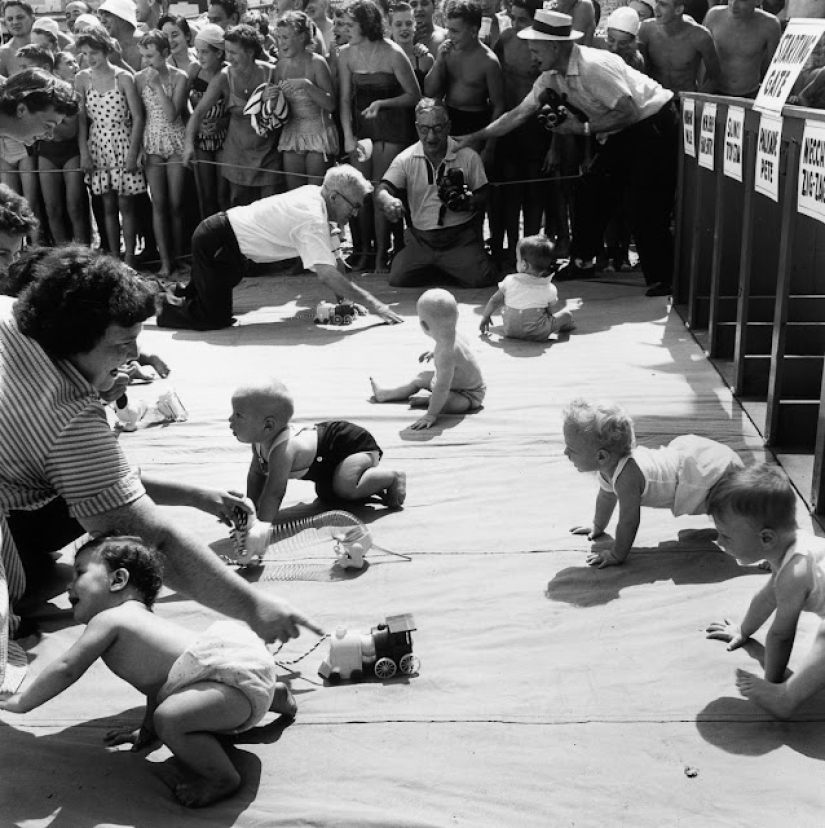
[754,19,825,113]
[698,102,717,170]
[754,112,782,201]
[798,119,825,225]
[723,106,745,182]
[683,97,696,157]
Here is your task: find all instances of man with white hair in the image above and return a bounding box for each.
[457,9,678,296]
[638,0,721,93]
[156,165,403,330]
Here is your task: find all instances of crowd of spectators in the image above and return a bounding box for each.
[0,0,811,289]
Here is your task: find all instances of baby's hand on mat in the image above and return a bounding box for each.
[105,724,161,753]
[479,316,492,334]
[410,413,437,430]
[570,524,604,541]
[586,548,622,568]
[706,618,747,650]
[418,351,434,363]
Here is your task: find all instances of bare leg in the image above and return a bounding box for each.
[409,390,473,414]
[119,194,138,267]
[269,681,297,716]
[64,163,91,244]
[18,155,43,229]
[351,154,374,270]
[166,154,186,267]
[736,620,825,719]
[282,151,305,192]
[153,681,250,808]
[101,190,122,259]
[551,309,575,333]
[304,150,330,186]
[146,157,173,276]
[331,452,406,507]
[39,156,71,244]
[194,147,220,219]
[370,370,432,403]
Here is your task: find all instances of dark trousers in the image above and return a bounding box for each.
[572,101,678,286]
[157,212,248,330]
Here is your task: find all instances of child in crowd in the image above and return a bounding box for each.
[187,23,229,220]
[76,26,147,267]
[479,234,579,341]
[371,288,486,430]
[231,378,406,521]
[0,534,295,807]
[563,398,744,568]
[38,50,90,245]
[706,464,825,719]
[136,30,188,278]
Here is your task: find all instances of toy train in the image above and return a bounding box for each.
[318,613,420,683]
[314,300,367,326]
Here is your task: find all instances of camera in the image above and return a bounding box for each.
[437,168,473,213]
[537,88,589,132]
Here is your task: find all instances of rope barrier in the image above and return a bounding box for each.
[26,155,583,186]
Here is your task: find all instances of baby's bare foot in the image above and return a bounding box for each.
[735,668,794,720]
[270,682,298,717]
[384,471,407,509]
[175,771,241,808]
[369,377,392,403]
[408,392,430,408]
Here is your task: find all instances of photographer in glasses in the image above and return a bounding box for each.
[376,97,496,289]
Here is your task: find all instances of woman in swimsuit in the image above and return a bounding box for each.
[338,0,420,273]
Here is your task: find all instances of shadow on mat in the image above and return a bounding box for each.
[696,695,825,760]
[0,709,260,827]
[545,531,765,607]
[477,329,573,357]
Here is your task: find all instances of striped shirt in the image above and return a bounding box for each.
[0,295,144,683]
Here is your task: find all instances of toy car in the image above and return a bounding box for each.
[318,613,420,683]
[314,300,367,326]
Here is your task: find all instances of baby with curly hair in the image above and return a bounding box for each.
[563,398,744,568]
[0,534,295,808]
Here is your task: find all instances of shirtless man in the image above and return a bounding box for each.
[0,1,34,78]
[99,0,143,72]
[639,0,721,93]
[424,0,504,165]
[551,0,596,46]
[704,0,780,98]
[411,0,448,55]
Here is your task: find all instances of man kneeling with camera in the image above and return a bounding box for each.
[376,97,497,289]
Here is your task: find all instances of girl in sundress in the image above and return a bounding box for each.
[136,29,188,278]
[272,12,337,191]
[76,26,145,266]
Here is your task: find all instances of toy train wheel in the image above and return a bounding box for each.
[333,314,343,325]
[399,654,420,675]
[374,657,397,679]
[342,316,353,325]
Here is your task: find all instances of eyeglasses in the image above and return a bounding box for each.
[416,123,448,135]
[335,190,363,213]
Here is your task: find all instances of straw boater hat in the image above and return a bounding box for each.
[98,0,138,28]
[606,6,640,36]
[517,9,584,41]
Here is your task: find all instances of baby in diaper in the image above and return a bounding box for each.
[0,533,294,808]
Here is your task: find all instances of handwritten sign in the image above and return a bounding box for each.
[723,106,745,182]
[698,102,717,171]
[683,97,696,158]
[798,120,825,225]
[755,112,782,201]
[754,19,825,113]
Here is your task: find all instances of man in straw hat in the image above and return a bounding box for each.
[638,0,721,93]
[456,8,678,297]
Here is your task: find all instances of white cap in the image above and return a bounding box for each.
[98,0,138,28]
[32,17,60,37]
[607,6,640,35]
[73,13,101,31]
[194,22,226,50]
